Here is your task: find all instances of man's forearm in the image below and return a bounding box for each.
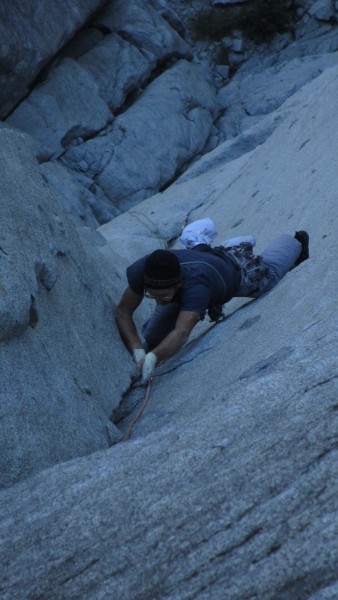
[115,309,143,352]
[152,327,190,363]
[151,310,200,364]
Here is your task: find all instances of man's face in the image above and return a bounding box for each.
[144,284,180,305]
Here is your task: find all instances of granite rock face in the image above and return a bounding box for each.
[62,59,218,212]
[3,0,338,224]
[1,2,338,597]
[309,0,337,21]
[0,334,337,600]
[0,59,337,598]
[7,0,191,162]
[217,52,338,139]
[0,0,107,119]
[4,0,199,216]
[93,0,189,59]
[0,128,129,488]
[6,58,113,160]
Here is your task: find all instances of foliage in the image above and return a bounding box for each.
[241,0,297,43]
[190,8,235,42]
[190,0,298,45]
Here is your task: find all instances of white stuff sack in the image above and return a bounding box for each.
[180,218,218,249]
[180,217,256,250]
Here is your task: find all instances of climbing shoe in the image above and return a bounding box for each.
[294,230,309,266]
[208,303,224,323]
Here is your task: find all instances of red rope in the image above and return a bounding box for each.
[123,379,153,441]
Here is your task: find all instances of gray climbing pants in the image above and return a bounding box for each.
[234,233,301,297]
[142,233,301,350]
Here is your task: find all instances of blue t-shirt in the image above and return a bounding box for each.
[126,249,241,317]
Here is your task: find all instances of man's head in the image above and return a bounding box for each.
[144,250,182,303]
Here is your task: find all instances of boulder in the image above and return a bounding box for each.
[4,0,194,216]
[58,27,105,60]
[62,60,218,212]
[217,51,338,137]
[0,0,107,119]
[7,58,112,159]
[77,33,156,112]
[308,0,337,21]
[0,128,130,488]
[177,110,285,183]
[6,10,190,164]
[149,0,186,36]
[94,0,190,59]
[39,162,120,228]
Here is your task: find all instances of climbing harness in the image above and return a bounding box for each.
[123,378,153,442]
[224,243,270,296]
[195,242,270,299]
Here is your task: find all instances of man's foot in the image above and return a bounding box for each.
[294,230,309,266]
[208,303,224,323]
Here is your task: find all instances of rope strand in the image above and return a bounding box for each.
[123,379,153,441]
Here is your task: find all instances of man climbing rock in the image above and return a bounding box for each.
[115,224,309,384]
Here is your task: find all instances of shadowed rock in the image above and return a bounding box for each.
[0,0,107,119]
[62,60,218,212]
[0,128,131,488]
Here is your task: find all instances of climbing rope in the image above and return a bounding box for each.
[123,378,153,442]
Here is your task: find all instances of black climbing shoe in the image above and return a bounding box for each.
[294,230,309,267]
[208,303,224,323]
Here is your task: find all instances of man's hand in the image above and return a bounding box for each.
[141,352,157,383]
[132,348,146,366]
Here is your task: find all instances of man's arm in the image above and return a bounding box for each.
[115,286,144,353]
[152,310,200,363]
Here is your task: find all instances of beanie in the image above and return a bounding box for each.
[144,250,181,289]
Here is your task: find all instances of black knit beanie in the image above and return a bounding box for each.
[144,250,181,289]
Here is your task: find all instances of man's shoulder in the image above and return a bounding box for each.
[172,248,210,259]
[171,248,223,266]
[126,255,148,294]
[128,254,147,271]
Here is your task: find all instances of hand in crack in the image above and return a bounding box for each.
[141,352,157,384]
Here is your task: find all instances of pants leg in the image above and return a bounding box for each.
[142,303,180,351]
[255,233,302,296]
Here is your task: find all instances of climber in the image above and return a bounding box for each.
[115,219,309,384]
